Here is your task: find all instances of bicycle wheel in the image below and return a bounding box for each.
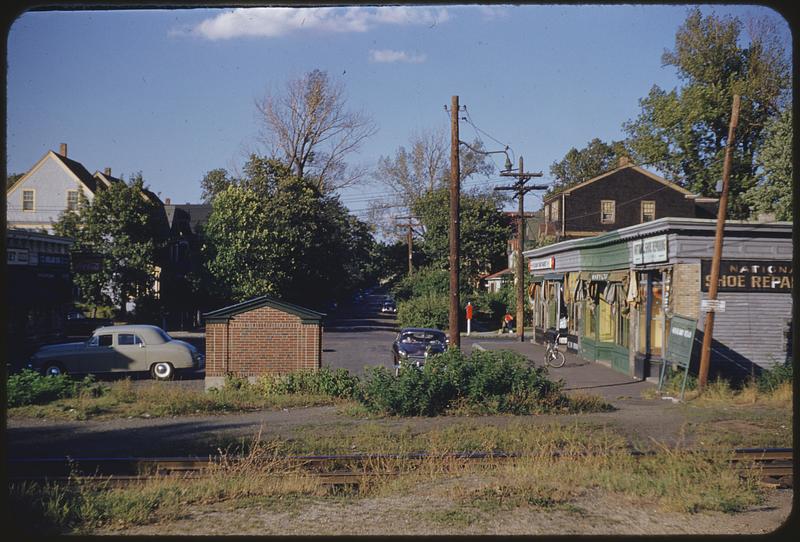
[548,349,566,368]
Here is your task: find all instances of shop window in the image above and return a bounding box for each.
[641,200,656,222]
[600,200,615,224]
[650,280,664,357]
[23,190,35,211]
[584,301,595,337]
[552,199,560,222]
[544,204,551,222]
[637,277,649,354]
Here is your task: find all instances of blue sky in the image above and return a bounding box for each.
[6,4,791,220]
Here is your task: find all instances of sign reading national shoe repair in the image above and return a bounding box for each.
[528,256,555,271]
[701,260,793,292]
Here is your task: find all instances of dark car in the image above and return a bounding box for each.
[64,310,113,338]
[391,327,448,375]
[381,300,397,314]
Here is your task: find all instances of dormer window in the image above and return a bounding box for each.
[22,190,35,211]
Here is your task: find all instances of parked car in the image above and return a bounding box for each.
[27,324,204,381]
[64,309,113,338]
[391,327,448,375]
[381,300,397,314]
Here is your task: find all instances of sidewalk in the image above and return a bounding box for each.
[464,336,655,402]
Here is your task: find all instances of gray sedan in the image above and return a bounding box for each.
[27,325,204,380]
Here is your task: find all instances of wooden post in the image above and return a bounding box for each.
[698,94,740,391]
[449,95,461,349]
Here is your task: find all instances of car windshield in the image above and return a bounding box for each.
[401,332,444,344]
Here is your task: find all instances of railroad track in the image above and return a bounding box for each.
[7,447,792,488]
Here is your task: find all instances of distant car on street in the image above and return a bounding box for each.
[64,309,113,338]
[391,327,448,375]
[381,300,397,314]
[27,324,204,381]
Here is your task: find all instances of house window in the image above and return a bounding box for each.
[22,190,35,211]
[552,199,560,222]
[67,190,79,211]
[600,200,615,224]
[544,204,550,222]
[641,200,655,222]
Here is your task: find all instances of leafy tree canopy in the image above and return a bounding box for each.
[742,106,792,220]
[548,138,628,196]
[623,8,790,218]
[413,187,510,286]
[202,156,378,307]
[53,174,169,315]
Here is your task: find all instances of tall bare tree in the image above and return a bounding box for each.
[256,69,378,193]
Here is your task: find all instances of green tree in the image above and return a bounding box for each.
[53,174,168,317]
[202,156,377,307]
[7,173,23,189]
[200,168,235,203]
[413,188,510,286]
[623,8,790,218]
[742,106,792,220]
[548,138,628,195]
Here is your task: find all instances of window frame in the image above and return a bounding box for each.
[600,199,616,224]
[552,198,560,222]
[544,203,551,222]
[641,200,656,222]
[66,190,79,212]
[22,189,35,212]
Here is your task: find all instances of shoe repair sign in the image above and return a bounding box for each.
[701,260,792,292]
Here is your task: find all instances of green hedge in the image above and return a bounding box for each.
[7,370,106,407]
[257,367,360,399]
[396,293,450,330]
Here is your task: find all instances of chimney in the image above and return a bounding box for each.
[104,167,111,176]
[618,155,631,168]
[59,143,68,157]
[165,197,171,205]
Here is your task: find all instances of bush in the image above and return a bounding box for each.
[7,369,105,407]
[756,361,792,393]
[357,349,566,416]
[257,367,359,399]
[396,293,450,329]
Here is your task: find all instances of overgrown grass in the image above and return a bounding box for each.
[9,424,769,535]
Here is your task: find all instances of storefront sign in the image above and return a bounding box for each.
[701,260,792,293]
[632,235,668,264]
[529,256,555,271]
[666,314,697,369]
[38,253,70,267]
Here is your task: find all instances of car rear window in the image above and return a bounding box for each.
[118,334,142,345]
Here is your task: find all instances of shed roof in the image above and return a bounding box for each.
[204,295,326,324]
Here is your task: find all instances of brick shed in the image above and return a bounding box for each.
[203,295,325,390]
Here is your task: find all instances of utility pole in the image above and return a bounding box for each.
[698,94,740,391]
[395,216,419,276]
[495,156,546,342]
[448,95,462,349]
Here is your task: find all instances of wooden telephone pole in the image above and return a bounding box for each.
[495,156,547,342]
[395,216,419,275]
[448,95,462,349]
[698,94,741,391]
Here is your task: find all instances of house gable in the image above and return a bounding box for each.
[204,295,326,324]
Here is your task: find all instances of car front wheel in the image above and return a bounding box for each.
[44,363,65,377]
[151,362,174,381]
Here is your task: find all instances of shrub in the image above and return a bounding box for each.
[396,293,450,329]
[756,361,792,393]
[257,367,359,399]
[7,370,105,408]
[357,349,566,416]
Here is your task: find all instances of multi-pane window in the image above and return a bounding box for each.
[67,190,79,211]
[552,199,560,222]
[600,200,615,224]
[22,190,35,211]
[641,200,655,222]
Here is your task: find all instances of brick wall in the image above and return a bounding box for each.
[672,263,700,320]
[205,305,321,379]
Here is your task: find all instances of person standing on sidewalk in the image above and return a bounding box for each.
[503,310,514,333]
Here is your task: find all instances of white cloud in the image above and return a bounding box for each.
[478,6,509,21]
[180,6,450,40]
[369,49,427,64]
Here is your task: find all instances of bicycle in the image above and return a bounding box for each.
[543,333,566,368]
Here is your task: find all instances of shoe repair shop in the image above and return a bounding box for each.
[524,218,792,380]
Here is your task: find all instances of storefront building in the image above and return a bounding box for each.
[524,218,792,381]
